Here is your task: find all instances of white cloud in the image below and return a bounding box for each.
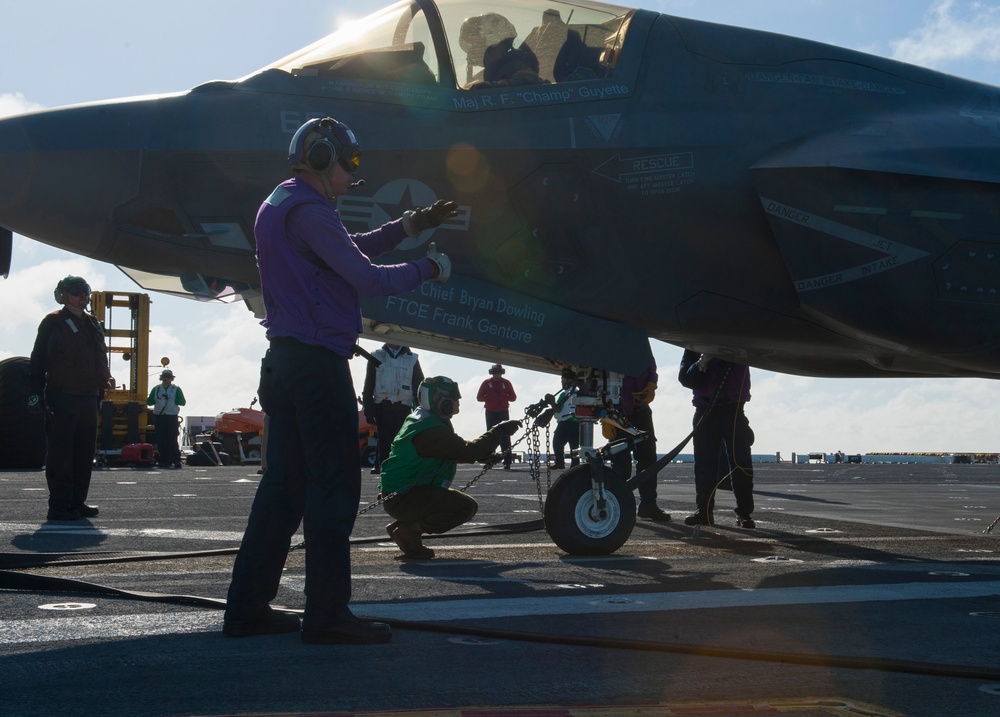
[0,255,111,336]
[0,92,43,118]
[890,0,1000,67]
[141,299,269,423]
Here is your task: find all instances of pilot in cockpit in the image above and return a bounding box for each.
[459,12,544,89]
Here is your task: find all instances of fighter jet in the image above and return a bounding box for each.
[2,0,1000,380]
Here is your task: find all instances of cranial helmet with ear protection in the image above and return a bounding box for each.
[288,117,361,174]
[459,13,517,62]
[53,275,91,304]
[418,376,462,418]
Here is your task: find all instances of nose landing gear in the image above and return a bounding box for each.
[543,461,635,555]
[538,369,645,555]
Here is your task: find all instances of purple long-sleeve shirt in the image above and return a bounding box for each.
[620,362,658,416]
[255,177,436,355]
[679,349,751,407]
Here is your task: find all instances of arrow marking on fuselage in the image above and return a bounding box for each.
[960,91,1000,136]
[593,152,694,182]
[760,197,931,292]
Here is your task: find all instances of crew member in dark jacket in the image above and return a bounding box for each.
[678,349,755,529]
[28,276,113,521]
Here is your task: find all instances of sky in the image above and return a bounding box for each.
[3,0,1000,457]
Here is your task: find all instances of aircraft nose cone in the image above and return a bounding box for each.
[0,105,143,258]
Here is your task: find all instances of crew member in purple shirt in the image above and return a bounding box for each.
[611,362,670,522]
[678,349,755,529]
[224,117,457,644]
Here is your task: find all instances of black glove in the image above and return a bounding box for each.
[410,200,458,233]
[364,410,376,424]
[533,408,555,427]
[492,419,522,437]
[27,394,43,415]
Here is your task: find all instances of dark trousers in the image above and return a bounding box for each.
[384,484,477,534]
[611,404,659,505]
[374,401,412,469]
[226,340,361,630]
[153,413,181,466]
[692,402,754,517]
[44,392,98,511]
[552,420,579,467]
[485,409,512,466]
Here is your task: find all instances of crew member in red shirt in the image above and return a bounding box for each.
[476,363,517,469]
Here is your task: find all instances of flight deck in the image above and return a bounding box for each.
[2,461,1000,717]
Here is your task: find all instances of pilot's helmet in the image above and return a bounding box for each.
[288,117,362,175]
[53,275,91,304]
[459,13,517,63]
[418,376,461,418]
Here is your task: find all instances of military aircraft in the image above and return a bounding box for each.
[4,0,1000,552]
[5,0,1000,380]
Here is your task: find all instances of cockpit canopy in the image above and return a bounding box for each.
[258,0,635,89]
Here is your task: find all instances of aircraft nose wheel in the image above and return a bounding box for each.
[543,464,636,555]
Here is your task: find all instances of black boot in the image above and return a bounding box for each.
[683,509,713,526]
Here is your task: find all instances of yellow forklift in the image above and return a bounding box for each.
[90,291,158,467]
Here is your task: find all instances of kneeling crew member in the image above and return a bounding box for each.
[379,376,521,559]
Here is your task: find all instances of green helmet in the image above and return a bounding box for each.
[53,275,91,304]
[418,376,461,418]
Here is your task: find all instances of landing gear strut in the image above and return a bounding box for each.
[539,369,649,555]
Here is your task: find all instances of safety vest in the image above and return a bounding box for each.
[371,348,418,405]
[554,388,577,422]
[149,384,182,416]
[379,408,457,493]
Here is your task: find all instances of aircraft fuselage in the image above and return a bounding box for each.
[2,0,999,378]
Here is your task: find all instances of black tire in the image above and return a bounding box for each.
[0,357,46,469]
[186,451,214,467]
[543,463,636,555]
